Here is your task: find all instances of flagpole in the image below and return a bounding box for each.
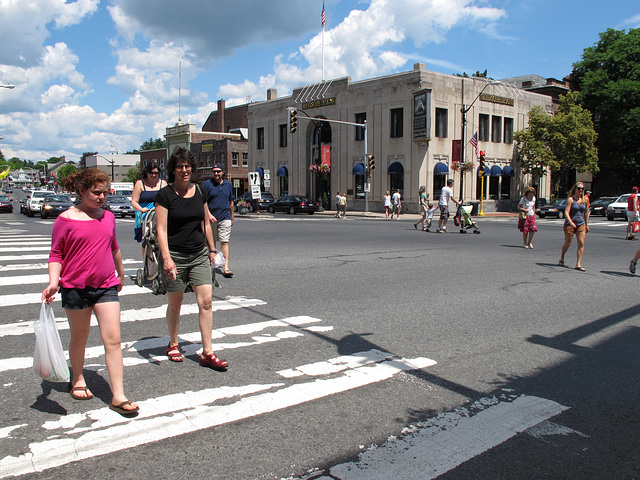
[321,1,325,81]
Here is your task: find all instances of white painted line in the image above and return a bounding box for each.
[326,395,569,480]
[0,296,268,337]
[0,241,50,246]
[0,284,149,307]
[0,246,51,252]
[0,315,321,373]
[0,254,49,261]
[0,259,139,273]
[0,352,435,478]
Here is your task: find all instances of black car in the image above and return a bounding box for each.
[236,191,275,212]
[267,195,319,215]
[40,194,74,219]
[536,198,567,218]
[589,196,617,216]
[102,195,135,218]
[0,194,13,213]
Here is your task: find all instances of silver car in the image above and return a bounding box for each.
[103,195,136,218]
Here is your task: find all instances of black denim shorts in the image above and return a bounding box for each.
[60,286,119,310]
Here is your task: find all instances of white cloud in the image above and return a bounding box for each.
[618,14,640,29]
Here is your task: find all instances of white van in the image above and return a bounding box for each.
[110,182,134,201]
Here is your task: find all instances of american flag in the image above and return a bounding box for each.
[469,132,479,158]
[321,1,325,27]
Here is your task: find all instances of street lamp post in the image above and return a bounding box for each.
[460,79,500,203]
[96,155,115,181]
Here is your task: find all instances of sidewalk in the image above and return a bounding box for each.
[314,208,517,220]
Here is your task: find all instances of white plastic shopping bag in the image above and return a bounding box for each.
[33,301,70,383]
[213,251,226,268]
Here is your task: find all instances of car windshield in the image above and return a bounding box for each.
[552,199,566,206]
[107,196,128,203]
[45,195,71,202]
[0,195,9,201]
[32,191,49,198]
[615,194,630,203]
[592,198,613,206]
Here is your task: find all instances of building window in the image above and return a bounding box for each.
[504,117,513,144]
[279,124,287,147]
[355,113,366,141]
[435,108,448,138]
[390,108,403,138]
[231,152,239,167]
[492,116,502,143]
[257,127,265,150]
[242,152,248,167]
[479,114,490,142]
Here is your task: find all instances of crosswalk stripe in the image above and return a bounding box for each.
[0,297,269,337]
[0,259,139,273]
[0,254,50,261]
[0,351,435,478]
[0,284,151,307]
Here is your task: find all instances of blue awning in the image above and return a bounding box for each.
[352,162,365,175]
[484,168,491,176]
[434,162,449,175]
[256,167,264,177]
[388,162,404,174]
[277,166,288,177]
[502,165,515,176]
[490,165,502,176]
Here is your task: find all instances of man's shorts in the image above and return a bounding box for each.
[439,204,449,218]
[160,247,211,293]
[627,210,638,222]
[213,219,232,243]
[61,286,119,310]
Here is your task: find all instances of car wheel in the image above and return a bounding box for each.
[607,215,614,221]
[308,212,314,215]
[41,212,46,219]
[289,207,296,215]
[538,213,544,218]
[558,211,564,219]
[27,209,33,217]
[268,206,274,214]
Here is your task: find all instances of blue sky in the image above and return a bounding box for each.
[0,0,638,163]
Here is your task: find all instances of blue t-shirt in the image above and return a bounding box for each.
[202,179,235,221]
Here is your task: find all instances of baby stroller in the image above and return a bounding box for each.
[135,209,166,295]
[454,204,481,234]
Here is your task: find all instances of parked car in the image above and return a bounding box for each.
[606,194,631,221]
[102,195,135,217]
[25,190,51,217]
[236,191,275,212]
[536,198,567,218]
[0,195,13,213]
[40,194,74,219]
[589,196,617,217]
[2,187,13,194]
[19,198,28,214]
[267,195,319,215]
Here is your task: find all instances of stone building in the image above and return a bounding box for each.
[247,63,554,212]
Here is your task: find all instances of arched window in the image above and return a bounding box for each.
[353,163,365,198]
[277,165,288,195]
[433,162,448,199]
[388,162,404,194]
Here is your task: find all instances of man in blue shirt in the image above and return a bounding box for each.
[202,163,235,277]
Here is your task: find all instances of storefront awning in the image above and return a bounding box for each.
[502,166,515,176]
[434,162,449,175]
[352,163,365,175]
[388,162,404,174]
[277,166,288,177]
[490,165,502,176]
[256,167,264,177]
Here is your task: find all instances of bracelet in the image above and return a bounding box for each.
[209,249,217,253]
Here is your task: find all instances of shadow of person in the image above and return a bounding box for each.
[30,380,68,415]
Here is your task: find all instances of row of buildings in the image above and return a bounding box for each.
[79,66,577,212]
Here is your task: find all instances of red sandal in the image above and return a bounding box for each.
[166,344,184,362]
[200,353,228,371]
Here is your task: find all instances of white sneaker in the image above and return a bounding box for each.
[630,259,637,274]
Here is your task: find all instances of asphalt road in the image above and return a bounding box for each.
[0,195,639,479]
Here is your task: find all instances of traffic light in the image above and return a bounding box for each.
[288,107,298,134]
[478,150,486,172]
[367,154,375,177]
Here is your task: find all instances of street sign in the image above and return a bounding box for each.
[364,183,371,193]
[251,185,261,199]
[233,179,240,188]
[248,172,260,187]
[264,170,271,181]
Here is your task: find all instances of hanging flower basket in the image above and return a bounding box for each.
[309,164,331,174]
[451,161,475,173]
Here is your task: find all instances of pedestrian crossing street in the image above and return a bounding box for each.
[0,231,437,478]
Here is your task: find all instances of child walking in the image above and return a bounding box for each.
[41,169,139,416]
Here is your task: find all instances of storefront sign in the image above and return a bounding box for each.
[302,97,336,110]
[480,93,514,106]
[413,90,431,139]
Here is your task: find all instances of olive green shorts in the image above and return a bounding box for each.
[160,247,211,293]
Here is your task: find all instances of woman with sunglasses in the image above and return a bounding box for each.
[559,182,590,271]
[131,162,166,246]
[154,147,228,371]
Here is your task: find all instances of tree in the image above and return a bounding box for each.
[56,164,78,185]
[126,138,166,154]
[124,163,141,183]
[571,28,640,192]
[515,91,598,195]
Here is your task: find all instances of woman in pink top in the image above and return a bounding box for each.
[42,169,139,416]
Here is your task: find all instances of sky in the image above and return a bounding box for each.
[0,0,639,164]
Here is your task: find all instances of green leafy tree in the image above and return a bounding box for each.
[124,163,141,183]
[571,28,640,192]
[127,138,166,154]
[515,91,598,195]
[56,164,78,185]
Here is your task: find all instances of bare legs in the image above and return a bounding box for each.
[560,229,585,268]
[166,284,214,356]
[66,302,135,408]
